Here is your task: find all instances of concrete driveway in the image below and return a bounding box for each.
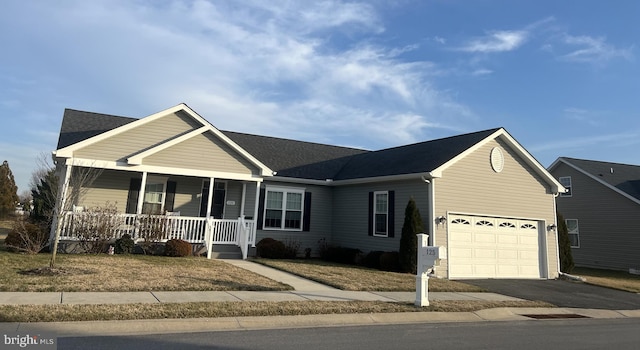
[464,279,640,310]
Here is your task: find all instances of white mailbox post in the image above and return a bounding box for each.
[415,233,447,307]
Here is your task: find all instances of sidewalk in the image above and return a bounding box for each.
[0,259,522,305]
[1,259,639,337]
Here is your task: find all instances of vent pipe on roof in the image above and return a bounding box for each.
[610,168,614,174]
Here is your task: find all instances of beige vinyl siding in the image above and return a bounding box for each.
[332,179,430,254]
[144,132,258,175]
[222,181,242,219]
[255,181,334,256]
[435,137,558,278]
[77,169,133,213]
[553,163,640,271]
[74,112,201,161]
[171,175,204,217]
[243,182,259,219]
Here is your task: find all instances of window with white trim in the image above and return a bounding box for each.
[264,187,305,230]
[566,219,580,248]
[143,180,166,214]
[374,191,389,237]
[559,176,572,197]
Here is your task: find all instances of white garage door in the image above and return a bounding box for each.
[448,214,542,279]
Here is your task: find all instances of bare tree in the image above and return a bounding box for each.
[28,153,104,268]
[49,162,103,267]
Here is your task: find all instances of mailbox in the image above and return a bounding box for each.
[416,234,447,275]
[415,233,447,307]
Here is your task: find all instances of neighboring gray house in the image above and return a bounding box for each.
[53,104,565,279]
[549,157,640,272]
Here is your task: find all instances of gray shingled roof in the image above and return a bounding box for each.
[57,109,136,149]
[333,128,500,180]
[560,157,640,201]
[55,108,500,181]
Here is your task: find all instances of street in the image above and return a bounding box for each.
[60,318,640,350]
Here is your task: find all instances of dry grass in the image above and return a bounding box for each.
[0,219,12,240]
[0,251,292,292]
[573,267,640,293]
[0,300,553,323]
[253,259,485,292]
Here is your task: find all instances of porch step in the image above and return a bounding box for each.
[209,245,243,259]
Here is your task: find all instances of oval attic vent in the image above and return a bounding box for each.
[490,147,504,173]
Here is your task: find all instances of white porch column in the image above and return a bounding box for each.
[136,172,148,215]
[240,182,247,217]
[206,177,215,217]
[252,181,261,246]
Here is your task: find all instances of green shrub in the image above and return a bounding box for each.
[165,239,192,257]
[379,251,400,272]
[256,238,287,259]
[322,246,362,265]
[114,234,135,254]
[362,250,384,269]
[4,220,47,254]
[399,198,423,273]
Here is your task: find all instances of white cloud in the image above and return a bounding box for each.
[529,132,640,153]
[472,69,493,76]
[558,34,633,63]
[458,30,528,53]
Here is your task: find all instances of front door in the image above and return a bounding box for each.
[199,180,227,219]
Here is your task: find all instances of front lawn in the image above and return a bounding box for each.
[0,251,292,292]
[573,267,640,293]
[253,258,485,292]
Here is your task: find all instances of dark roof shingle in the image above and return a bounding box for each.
[55,108,501,181]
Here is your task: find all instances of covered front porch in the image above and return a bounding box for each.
[52,164,266,260]
[58,212,256,258]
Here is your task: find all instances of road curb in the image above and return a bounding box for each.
[4,308,639,337]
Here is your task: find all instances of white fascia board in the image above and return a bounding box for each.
[177,105,273,176]
[56,103,273,177]
[273,172,438,186]
[269,176,336,186]
[127,126,209,165]
[432,128,565,194]
[67,157,264,182]
[332,173,430,186]
[553,158,640,206]
[55,104,189,157]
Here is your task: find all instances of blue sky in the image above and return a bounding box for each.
[1,0,638,194]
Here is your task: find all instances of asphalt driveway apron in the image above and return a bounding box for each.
[464,279,640,310]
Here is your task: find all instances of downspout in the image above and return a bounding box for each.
[421,175,435,246]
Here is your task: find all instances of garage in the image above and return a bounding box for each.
[448,214,543,279]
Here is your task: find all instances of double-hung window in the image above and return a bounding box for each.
[264,187,304,230]
[143,180,166,215]
[566,219,580,248]
[374,191,389,237]
[559,176,572,197]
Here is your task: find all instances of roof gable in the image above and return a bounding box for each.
[333,128,500,180]
[54,105,563,192]
[54,104,273,176]
[550,157,640,204]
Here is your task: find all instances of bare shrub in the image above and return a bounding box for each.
[4,218,48,254]
[138,215,167,255]
[283,237,301,258]
[73,202,119,254]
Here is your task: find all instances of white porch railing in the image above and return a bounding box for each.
[58,212,256,259]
